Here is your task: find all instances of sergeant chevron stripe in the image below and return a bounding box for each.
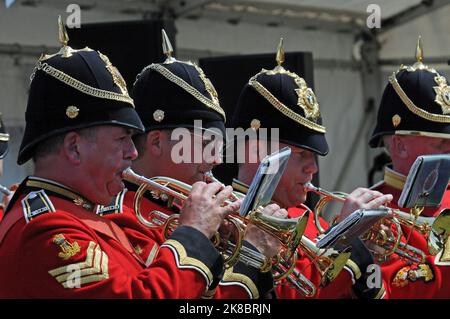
[48,241,109,288]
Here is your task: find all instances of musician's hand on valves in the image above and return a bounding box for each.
[179,181,241,239]
[244,203,288,258]
[337,188,393,222]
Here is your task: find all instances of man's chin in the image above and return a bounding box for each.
[106,181,125,198]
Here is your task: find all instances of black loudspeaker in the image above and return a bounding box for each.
[67,20,173,91]
[199,52,320,209]
[200,52,314,123]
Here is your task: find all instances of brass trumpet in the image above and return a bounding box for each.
[203,171,323,296]
[303,182,448,263]
[122,168,305,276]
[393,208,450,256]
[203,173,350,296]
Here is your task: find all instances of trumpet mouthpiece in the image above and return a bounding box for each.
[121,167,133,179]
[303,182,314,192]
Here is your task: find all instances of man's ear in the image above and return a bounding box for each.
[147,130,163,157]
[391,135,408,159]
[246,138,260,164]
[63,132,82,165]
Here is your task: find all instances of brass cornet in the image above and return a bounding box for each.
[122,168,305,275]
[204,172,353,296]
[303,182,448,263]
[203,171,323,296]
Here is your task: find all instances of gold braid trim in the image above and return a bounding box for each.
[374,283,386,299]
[220,266,259,299]
[249,80,326,133]
[0,133,9,141]
[384,167,406,191]
[141,63,226,121]
[35,61,134,107]
[345,259,362,280]
[389,72,450,123]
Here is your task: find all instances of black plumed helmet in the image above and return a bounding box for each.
[370,36,450,148]
[132,30,226,138]
[231,38,328,156]
[18,17,144,165]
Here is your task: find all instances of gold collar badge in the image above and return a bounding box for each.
[73,197,93,211]
[52,234,81,260]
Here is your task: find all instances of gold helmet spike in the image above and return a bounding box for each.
[40,15,83,61]
[58,15,69,47]
[416,35,423,63]
[162,29,176,63]
[276,37,285,66]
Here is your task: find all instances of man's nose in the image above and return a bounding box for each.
[303,156,318,175]
[125,137,139,161]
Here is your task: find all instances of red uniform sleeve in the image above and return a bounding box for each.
[2,210,224,299]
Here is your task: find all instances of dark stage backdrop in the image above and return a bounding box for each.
[68,19,173,92]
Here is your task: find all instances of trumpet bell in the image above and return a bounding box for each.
[321,249,352,285]
[428,208,450,255]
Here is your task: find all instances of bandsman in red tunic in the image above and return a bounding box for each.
[229,38,392,299]
[367,37,450,298]
[98,30,287,299]
[0,19,241,298]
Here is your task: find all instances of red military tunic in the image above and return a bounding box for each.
[0,177,225,298]
[95,179,274,299]
[372,167,450,298]
[232,179,386,299]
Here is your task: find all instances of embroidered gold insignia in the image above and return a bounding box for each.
[153,109,165,122]
[393,263,434,287]
[393,266,410,288]
[48,241,109,288]
[66,106,79,119]
[53,234,81,260]
[408,264,434,282]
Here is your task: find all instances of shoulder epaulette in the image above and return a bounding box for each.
[95,189,126,216]
[22,189,56,223]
